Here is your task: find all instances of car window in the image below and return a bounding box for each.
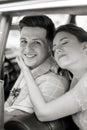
[6,14,69,49]
[76,15,87,31]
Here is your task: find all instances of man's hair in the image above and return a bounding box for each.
[55,24,87,43]
[19,15,55,42]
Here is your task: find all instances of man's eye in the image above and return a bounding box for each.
[20,40,27,46]
[31,41,41,47]
[21,40,27,44]
[34,41,41,45]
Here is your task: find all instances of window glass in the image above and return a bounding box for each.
[47,14,69,27]
[6,14,69,48]
[6,30,20,48]
[76,15,87,31]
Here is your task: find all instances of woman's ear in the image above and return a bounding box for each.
[82,42,87,53]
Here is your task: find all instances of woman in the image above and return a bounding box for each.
[17,24,87,130]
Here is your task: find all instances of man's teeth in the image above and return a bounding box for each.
[25,54,36,58]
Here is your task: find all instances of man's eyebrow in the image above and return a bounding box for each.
[32,38,45,43]
[32,38,40,41]
[20,37,25,40]
[32,38,42,41]
[60,37,68,41]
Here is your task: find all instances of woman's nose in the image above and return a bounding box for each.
[53,44,62,52]
[55,48,63,55]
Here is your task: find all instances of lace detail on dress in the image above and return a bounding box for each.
[72,74,87,111]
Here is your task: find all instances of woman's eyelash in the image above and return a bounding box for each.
[53,44,56,50]
[62,42,68,45]
[53,44,56,47]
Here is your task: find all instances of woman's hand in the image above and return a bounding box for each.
[16,55,28,73]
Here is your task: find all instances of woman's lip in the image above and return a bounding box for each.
[58,54,66,59]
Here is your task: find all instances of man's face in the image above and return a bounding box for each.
[20,27,49,69]
[53,31,83,69]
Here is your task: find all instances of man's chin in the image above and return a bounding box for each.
[24,59,39,69]
[25,62,31,67]
[24,62,35,69]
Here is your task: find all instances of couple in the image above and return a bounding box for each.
[5,15,87,130]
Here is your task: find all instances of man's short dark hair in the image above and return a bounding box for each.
[19,15,55,42]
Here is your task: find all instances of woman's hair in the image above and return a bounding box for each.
[19,15,55,42]
[55,24,87,42]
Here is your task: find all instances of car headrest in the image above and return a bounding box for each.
[4,113,68,130]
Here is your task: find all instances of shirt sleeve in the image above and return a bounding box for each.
[70,73,87,111]
[38,72,69,102]
[5,73,23,107]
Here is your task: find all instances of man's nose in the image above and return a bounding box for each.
[24,44,30,52]
[24,44,33,52]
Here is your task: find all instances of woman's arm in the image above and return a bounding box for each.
[17,56,81,121]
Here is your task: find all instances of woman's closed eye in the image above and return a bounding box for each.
[61,41,68,45]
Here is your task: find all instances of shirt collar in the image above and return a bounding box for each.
[32,56,58,79]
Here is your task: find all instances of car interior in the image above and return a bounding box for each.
[0,0,87,130]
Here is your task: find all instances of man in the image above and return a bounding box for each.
[4,15,69,123]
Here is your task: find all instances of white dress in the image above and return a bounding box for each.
[70,72,87,130]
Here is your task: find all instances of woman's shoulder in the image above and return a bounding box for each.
[70,72,87,111]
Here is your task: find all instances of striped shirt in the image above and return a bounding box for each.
[5,56,69,113]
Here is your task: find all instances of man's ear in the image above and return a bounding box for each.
[82,42,87,53]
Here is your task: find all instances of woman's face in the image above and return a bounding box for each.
[20,27,49,69]
[53,31,83,69]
